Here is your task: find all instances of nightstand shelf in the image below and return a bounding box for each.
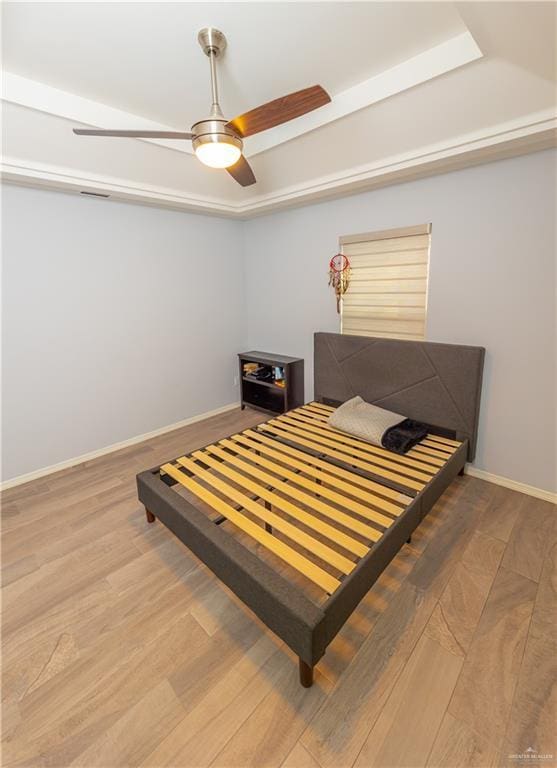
[238,351,304,415]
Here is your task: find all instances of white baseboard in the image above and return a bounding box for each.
[3,409,555,506]
[465,466,557,504]
[1,402,240,491]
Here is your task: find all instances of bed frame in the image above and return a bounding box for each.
[137,332,485,687]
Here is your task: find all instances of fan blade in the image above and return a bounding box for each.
[226,155,256,187]
[226,85,330,138]
[73,129,193,139]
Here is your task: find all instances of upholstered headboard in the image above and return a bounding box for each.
[314,332,485,460]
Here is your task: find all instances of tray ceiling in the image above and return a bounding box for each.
[3,2,469,127]
[2,2,556,217]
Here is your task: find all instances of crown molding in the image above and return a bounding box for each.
[247,31,482,156]
[242,110,557,215]
[2,110,555,218]
[0,158,237,216]
[2,30,481,160]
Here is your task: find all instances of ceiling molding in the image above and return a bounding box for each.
[0,158,237,216]
[2,72,194,155]
[2,31,481,160]
[247,31,482,156]
[244,110,557,214]
[3,110,555,218]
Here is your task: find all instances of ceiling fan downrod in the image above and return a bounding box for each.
[191,28,243,167]
[198,27,226,118]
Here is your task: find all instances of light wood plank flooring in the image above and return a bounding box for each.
[2,407,555,768]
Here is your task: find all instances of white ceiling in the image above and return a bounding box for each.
[3,2,468,127]
[2,2,556,217]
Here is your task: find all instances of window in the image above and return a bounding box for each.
[340,224,431,340]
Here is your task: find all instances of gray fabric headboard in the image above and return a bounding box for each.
[314,332,485,460]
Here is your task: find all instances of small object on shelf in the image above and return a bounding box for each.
[239,351,304,414]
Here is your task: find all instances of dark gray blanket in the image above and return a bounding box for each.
[382,419,429,455]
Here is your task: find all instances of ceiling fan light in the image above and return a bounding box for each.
[194,135,242,168]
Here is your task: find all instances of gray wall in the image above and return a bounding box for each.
[2,185,244,480]
[243,150,556,493]
[3,151,555,492]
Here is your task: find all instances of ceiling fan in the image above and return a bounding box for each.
[73,28,331,187]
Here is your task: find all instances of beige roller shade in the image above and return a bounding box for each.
[340,225,431,340]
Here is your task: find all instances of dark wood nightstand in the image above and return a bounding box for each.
[238,351,304,415]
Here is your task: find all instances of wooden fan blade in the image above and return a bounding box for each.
[226,85,330,138]
[226,155,256,186]
[73,129,193,139]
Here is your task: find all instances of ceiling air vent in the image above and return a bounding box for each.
[80,191,110,198]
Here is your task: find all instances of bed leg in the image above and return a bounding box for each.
[406,535,412,544]
[458,466,465,476]
[145,508,156,524]
[299,659,314,688]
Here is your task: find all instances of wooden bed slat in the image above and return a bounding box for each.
[218,437,394,529]
[424,434,461,447]
[176,456,356,576]
[413,440,456,456]
[233,432,406,517]
[273,417,434,482]
[184,451,369,557]
[294,406,445,468]
[242,430,411,506]
[197,445,384,543]
[296,406,446,471]
[283,411,439,473]
[304,403,459,455]
[160,463,341,594]
[258,422,425,493]
[158,401,459,596]
[298,406,330,421]
[308,402,335,412]
[407,443,451,462]
[267,419,431,487]
[422,438,457,454]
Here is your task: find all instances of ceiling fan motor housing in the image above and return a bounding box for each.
[191,119,243,154]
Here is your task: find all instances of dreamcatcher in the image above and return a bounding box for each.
[328,253,351,313]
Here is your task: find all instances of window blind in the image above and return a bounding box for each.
[340,224,431,340]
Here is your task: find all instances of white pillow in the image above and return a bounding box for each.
[328,396,405,447]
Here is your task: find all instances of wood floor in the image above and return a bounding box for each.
[2,407,555,768]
